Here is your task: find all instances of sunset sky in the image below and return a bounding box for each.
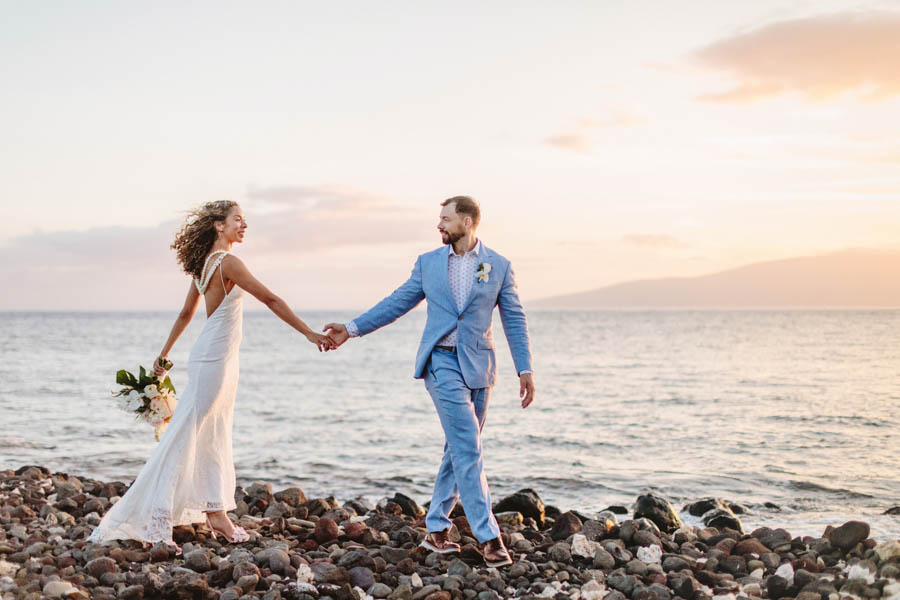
[2,1,899,309]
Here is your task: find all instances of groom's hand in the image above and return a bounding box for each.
[519,373,535,408]
[323,323,350,348]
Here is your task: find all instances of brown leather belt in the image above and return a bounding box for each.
[434,345,456,353]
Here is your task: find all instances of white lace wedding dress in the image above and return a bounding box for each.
[89,251,243,544]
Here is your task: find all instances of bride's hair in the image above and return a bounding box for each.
[171,200,238,280]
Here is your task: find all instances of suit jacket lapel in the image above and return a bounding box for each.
[459,245,491,315]
[435,245,458,315]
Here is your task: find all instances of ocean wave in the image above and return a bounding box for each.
[0,437,55,450]
[763,414,887,427]
[787,479,875,499]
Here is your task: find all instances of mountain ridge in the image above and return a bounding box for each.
[532,249,900,308]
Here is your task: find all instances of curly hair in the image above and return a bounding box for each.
[171,200,238,280]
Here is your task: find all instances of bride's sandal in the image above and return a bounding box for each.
[205,515,250,543]
[230,525,250,543]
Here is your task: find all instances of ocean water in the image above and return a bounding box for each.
[1,309,899,540]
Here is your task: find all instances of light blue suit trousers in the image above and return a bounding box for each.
[424,347,499,541]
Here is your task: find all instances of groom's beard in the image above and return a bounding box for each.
[441,230,464,246]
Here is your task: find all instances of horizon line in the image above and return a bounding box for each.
[2,306,899,313]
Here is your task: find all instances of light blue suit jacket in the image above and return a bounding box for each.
[352,243,532,389]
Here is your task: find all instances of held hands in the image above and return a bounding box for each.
[519,372,535,408]
[322,323,350,348]
[306,332,337,352]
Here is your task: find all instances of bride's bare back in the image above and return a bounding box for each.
[195,250,237,318]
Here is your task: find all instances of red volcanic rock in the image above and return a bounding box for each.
[343,521,367,541]
[300,539,319,551]
[733,538,769,556]
[85,556,118,579]
[314,518,339,544]
[149,544,172,562]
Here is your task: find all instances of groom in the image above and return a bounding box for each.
[325,196,534,567]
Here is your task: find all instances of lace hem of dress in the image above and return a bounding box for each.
[87,500,236,544]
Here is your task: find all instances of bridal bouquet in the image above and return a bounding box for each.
[114,360,178,441]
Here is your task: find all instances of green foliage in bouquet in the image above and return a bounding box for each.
[115,366,176,397]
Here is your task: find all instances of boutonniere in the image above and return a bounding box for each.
[476,262,492,283]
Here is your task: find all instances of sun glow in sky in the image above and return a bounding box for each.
[2,1,899,309]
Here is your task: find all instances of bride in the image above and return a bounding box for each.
[88,200,335,549]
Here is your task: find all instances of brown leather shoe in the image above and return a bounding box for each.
[482,537,512,567]
[420,529,461,554]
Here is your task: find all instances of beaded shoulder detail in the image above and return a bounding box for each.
[194,250,229,295]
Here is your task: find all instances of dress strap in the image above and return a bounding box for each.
[194,250,229,295]
[219,258,227,291]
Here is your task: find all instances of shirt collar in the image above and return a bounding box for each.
[450,239,481,258]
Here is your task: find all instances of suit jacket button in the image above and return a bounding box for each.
[457,316,462,321]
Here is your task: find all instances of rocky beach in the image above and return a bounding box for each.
[2,465,900,600]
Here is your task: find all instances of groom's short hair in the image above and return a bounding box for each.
[441,196,481,227]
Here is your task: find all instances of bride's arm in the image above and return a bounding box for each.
[154,283,201,375]
[222,255,335,351]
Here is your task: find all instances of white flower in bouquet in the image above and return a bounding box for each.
[117,389,140,413]
[125,389,143,412]
[150,395,174,420]
[144,384,160,399]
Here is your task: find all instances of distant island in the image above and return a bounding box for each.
[533,249,900,309]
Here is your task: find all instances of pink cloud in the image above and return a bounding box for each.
[621,234,691,250]
[0,185,434,309]
[241,185,431,255]
[543,111,642,153]
[694,11,900,103]
[543,133,593,153]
